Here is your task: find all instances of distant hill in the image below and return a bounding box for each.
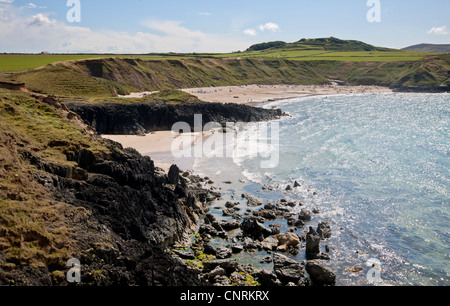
[247,37,393,52]
[402,44,450,53]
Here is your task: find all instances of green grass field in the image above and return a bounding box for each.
[0,48,427,72]
[0,54,108,72]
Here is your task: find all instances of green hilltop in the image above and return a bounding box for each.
[247,37,392,52]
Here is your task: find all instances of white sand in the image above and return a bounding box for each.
[180,84,392,105]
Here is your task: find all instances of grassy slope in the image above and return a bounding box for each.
[0,89,109,272]
[2,38,448,98]
[11,57,329,98]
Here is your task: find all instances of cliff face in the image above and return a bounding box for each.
[0,89,211,286]
[66,101,283,135]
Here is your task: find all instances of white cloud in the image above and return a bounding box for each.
[27,13,56,26]
[0,6,249,53]
[258,22,280,32]
[242,22,281,36]
[243,28,257,36]
[199,12,211,16]
[427,25,448,35]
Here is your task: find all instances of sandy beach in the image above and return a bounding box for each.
[124,84,392,105]
[181,84,392,105]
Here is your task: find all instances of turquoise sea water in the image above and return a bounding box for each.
[153,93,449,286]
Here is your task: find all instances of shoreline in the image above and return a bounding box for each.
[124,84,393,106]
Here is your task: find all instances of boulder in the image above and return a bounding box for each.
[305,261,336,286]
[275,233,301,251]
[220,219,241,231]
[317,221,332,240]
[203,259,239,272]
[273,253,304,284]
[240,217,273,238]
[255,270,282,287]
[261,236,279,251]
[298,209,312,222]
[168,164,180,185]
[306,227,321,258]
[242,193,263,207]
[216,247,232,259]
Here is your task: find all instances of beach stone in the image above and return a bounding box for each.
[305,261,336,286]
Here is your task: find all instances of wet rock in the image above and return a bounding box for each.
[205,266,226,280]
[305,261,336,286]
[203,259,239,272]
[220,219,241,231]
[216,247,232,259]
[255,270,282,286]
[242,237,259,250]
[306,227,321,258]
[298,209,312,222]
[242,193,263,207]
[253,209,277,220]
[273,253,304,284]
[261,236,279,251]
[199,224,218,237]
[240,217,274,239]
[231,244,244,254]
[203,244,217,256]
[317,221,332,240]
[213,275,232,286]
[172,249,196,260]
[294,181,301,188]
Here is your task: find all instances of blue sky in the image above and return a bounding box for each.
[0,0,448,53]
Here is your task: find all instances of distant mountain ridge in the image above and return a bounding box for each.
[247,37,393,52]
[402,44,450,53]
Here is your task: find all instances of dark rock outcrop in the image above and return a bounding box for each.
[23,138,212,286]
[306,227,321,258]
[66,101,283,135]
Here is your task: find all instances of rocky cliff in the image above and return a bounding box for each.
[65,101,283,135]
[0,89,215,286]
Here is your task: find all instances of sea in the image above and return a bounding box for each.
[151,92,449,286]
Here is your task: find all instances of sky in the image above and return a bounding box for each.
[0,0,449,53]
